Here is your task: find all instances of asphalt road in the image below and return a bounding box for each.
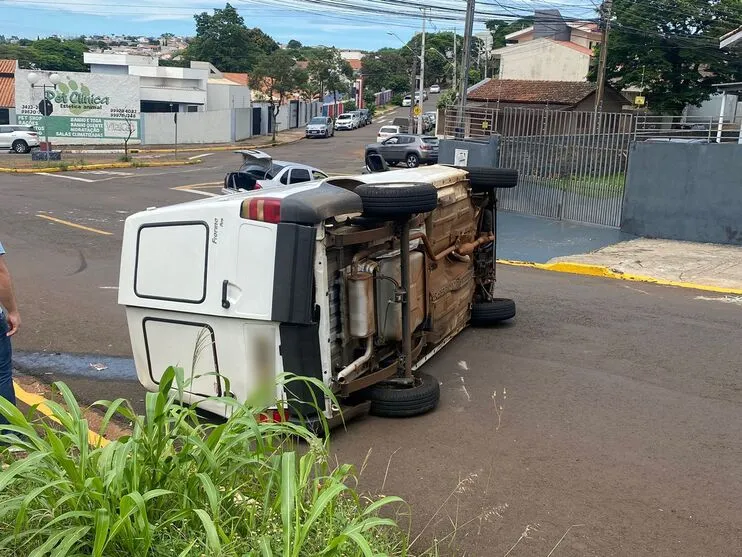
[2,97,742,555]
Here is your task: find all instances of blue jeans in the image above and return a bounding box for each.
[0,315,14,426]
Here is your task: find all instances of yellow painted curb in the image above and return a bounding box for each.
[498,259,742,296]
[13,381,110,447]
[0,159,202,174]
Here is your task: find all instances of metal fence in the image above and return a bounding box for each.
[634,115,742,143]
[443,106,634,227]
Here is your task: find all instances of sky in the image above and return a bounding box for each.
[0,0,598,51]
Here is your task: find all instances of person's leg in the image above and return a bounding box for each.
[0,316,15,426]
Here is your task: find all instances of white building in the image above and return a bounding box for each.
[84,53,250,113]
[491,10,600,82]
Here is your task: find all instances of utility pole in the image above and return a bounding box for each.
[456,0,476,138]
[594,0,613,118]
[452,28,457,92]
[409,54,417,133]
[418,8,426,135]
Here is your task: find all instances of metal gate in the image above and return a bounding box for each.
[444,107,634,228]
[252,107,261,136]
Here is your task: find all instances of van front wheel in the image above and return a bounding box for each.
[366,373,440,418]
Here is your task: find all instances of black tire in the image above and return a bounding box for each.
[406,153,420,168]
[13,140,29,154]
[466,168,519,192]
[356,182,438,218]
[471,299,516,325]
[367,373,440,418]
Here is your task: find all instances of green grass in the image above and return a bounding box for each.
[521,172,626,198]
[0,368,409,556]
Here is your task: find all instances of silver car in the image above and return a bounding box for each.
[305,116,335,139]
[222,150,329,194]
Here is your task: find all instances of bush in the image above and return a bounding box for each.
[437,89,457,110]
[391,93,404,106]
[344,100,357,112]
[0,368,408,556]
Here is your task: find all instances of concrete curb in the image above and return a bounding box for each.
[0,159,203,174]
[498,259,742,296]
[13,380,110,447]
[132,134,306,154]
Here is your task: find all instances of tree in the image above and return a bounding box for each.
[307,47,353,106]
[600,0,742,114]
[486,17,534,49]
[361,49,409,94]
[0,37,88,71]
[286,39,302,49]
[185,3,278,72]
[251,50,306,143]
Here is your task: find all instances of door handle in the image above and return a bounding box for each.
[221,280,231,309]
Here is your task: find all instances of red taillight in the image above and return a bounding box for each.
[242,197,281,223]
[29,133,38,137]
[421,144,431,150]
[258,408,290,423]
[253,181,263,190]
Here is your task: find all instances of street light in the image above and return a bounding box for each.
[27,71,61,159]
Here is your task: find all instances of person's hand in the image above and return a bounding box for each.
[5,310,20,336]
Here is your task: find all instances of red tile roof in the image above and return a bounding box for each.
[0,59,16,108]
[468,79,596,105]
[222,72,249,86]
[0,59,16,74]
[550,40,593,56]
[347,59,362,71]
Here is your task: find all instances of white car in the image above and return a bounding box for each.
[222,149,328,194]
[335,112,360,130]
[118,164,518,424]
[305,116,335,138]
[430,84,441,94]
[0,124,40,153]
[402,95,412,107]
[377,125,401,143]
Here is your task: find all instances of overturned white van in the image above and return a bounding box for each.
[118,165,517,423]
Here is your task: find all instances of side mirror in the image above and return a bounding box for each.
[365,153,389,173]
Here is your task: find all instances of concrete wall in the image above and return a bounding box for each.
[622,142,742,245]
[206,83,251,111]
[141,109,232,145]
[234,108,252,141]
[497,38,591,81]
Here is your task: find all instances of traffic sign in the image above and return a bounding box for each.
[38,99,53,116]
[413,105,422,116]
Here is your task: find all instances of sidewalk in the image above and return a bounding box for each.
[57,128,307,154]
[497,212,742,295]
[548,238,742,293]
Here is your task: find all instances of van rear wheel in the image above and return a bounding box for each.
[366,373,440,418]
[355,182,438,218]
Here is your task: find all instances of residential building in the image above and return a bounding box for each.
[492,10,600,82]
[467,78,627,112]
[0,59,15,125]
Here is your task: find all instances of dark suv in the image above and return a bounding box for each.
[365,134,439,168]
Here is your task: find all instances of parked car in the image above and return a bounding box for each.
[423,111,437,132]
[118,164,518,424]
[335,112,360,130]
[0,124,40,153]
[365,134,439,168]
[414,90,428,102]
[377,125,401,143]
[402,95,412,107]
[430,84,441,94]
[351,111,366,127]
[305,116,335,138]
[358,108,372,125]
[222,149,328,194]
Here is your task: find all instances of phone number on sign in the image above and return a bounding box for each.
[109,108,138,118]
